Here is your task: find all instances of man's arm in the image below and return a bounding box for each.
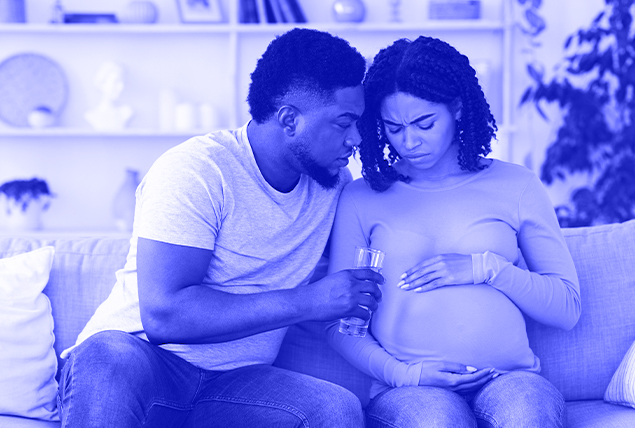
[137,237,382,345]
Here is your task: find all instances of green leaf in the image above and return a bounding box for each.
[525,9,546,32]
[592,11,605,25]
[520,87,533,105]
[527,63,544,82]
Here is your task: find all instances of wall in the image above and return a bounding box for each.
[0,0,608,232]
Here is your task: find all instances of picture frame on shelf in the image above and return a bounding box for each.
[176,0,223,23]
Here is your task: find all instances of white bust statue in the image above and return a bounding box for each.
[85,62,133,131]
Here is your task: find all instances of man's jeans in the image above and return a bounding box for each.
[365,371,566,428]
[58,330,364,427]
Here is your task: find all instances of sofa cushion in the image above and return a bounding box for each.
[566,400,635,427]
[526,220,635,401]
[605,338,635,408]
[0,247,58,421]
[0,415,60,427]
[274,320,373,407]
[0,236,130,380]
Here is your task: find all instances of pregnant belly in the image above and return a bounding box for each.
[371,284,538,372]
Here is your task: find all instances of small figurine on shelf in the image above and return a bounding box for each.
[85,62,134,131]
[49,0,64,23]
[388,0,401,22]
[0,178,53,232]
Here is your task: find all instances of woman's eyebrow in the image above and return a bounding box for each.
[382,113,435,126]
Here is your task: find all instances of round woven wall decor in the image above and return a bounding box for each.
[0,53,68,127]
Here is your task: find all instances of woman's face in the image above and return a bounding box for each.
[380,92,460,174]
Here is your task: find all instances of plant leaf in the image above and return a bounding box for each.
[520,87,533,105]
[527,63,544,82]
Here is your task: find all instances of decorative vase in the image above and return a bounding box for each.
[332,0,366,23]
[0,0,25,23]
[112,169,140,232]
[119,1,158,24]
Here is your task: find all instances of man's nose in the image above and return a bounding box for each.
[345,124,362,148]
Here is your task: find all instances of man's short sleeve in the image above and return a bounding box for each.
[135,149,225,251]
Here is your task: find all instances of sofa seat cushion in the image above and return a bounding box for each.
[566,400,635,428]
[0,415,60,428]
[273,321,373,407]
[526,220,635,401]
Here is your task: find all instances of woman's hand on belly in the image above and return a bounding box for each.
[420,360,496,393]
[397,253,473,293]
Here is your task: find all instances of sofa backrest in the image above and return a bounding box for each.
[0,236,131,379]
[276,220,635,406]
[526,219,635,401]
[1,219,634,404]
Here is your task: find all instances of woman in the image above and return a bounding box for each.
[326,36,581,428]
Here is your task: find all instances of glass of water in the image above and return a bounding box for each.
[339,246,385,337]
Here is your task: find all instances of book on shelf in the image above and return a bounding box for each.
[239,0,260,23]
[280,0,306,23]
[244,0,306,24]
[254,0,270,24]
[267,0,287,23]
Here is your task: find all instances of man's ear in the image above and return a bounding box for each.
[277,105,301,137]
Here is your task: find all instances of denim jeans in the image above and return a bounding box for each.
[58,330,364,427]
[365,371,565,428]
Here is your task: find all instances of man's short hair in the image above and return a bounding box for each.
[247,28,366,123]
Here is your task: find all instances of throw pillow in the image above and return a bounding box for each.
[604,339,635,409]
[0,246,59,421]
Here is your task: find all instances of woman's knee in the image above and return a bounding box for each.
[471,371,565,428]
[307,381,364,427]
[366,386,476,428]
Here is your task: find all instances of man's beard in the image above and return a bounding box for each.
[290,140,340,190]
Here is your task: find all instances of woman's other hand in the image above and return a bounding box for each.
[419,361,497,393]
[398,253,473,292]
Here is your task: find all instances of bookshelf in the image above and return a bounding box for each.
[0,0,517,231]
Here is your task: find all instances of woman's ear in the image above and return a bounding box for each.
[452,98,462,121]
[277,105,300,137]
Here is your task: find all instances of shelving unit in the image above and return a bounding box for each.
[0,0,517,231]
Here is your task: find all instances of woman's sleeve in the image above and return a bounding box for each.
[473,174,581,330]
[326,185,421,387]
[326,321,421,387]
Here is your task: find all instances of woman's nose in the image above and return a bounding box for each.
[403,127,421,150]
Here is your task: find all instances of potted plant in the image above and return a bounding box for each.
[0,178,53,231]
[520,0,635,227]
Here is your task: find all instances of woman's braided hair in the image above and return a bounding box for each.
[358,36,497,192]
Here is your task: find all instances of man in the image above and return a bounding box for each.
[58,28,383,427]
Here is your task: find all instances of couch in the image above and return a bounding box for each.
[1,219,634,427]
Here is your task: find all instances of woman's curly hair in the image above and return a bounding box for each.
[358,36,497,192]
[248,28,366,124]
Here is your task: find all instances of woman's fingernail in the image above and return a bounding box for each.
[397,280,405,287]
[493,373,500,378]
[400,273,407,279]
[466,366,477,372]
[414,287,423,292]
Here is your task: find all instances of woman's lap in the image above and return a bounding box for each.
[365,371,564,428]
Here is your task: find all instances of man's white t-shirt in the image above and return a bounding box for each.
[62,123,351,370]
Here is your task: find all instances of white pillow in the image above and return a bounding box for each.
[0,246,59,421]
[604,339,635,409]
